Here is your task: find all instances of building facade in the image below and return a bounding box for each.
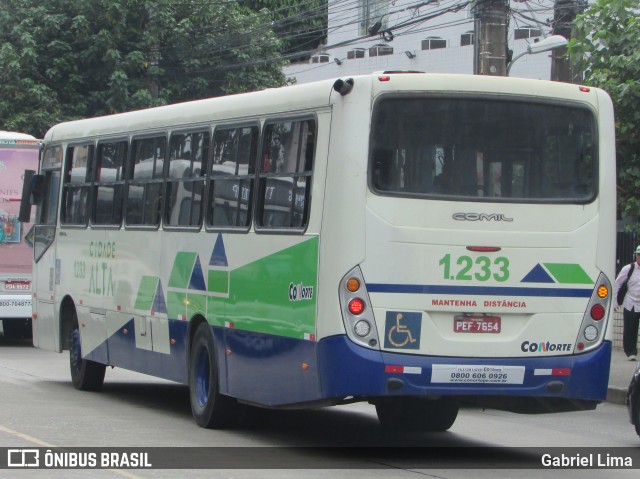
[284,0,574,83]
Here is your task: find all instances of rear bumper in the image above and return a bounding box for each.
[318,335,611,402]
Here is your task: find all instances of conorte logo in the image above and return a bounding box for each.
[452,212,514,222]
[7,449,40,468]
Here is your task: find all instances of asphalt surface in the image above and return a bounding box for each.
[607,348,638,405]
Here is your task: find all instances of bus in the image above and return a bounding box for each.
[21,73,616,431]
[1,131,39,339]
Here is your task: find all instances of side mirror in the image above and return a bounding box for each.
[18,170,36,223]
[30,174,46,205]
[18,172,45,223]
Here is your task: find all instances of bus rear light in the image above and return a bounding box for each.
[590,304,605,320]
[584,325,598,342]
[346,277,360,292]
[339,266,380,350]
[354,320,371,337]
[579,86,591,93]
[574,273,611,353]
[597,285,608,298]
[348,298,365,315]
[467,246,501,252]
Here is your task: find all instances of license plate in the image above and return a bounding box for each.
[4,281,30,291]
[454,315,501,333]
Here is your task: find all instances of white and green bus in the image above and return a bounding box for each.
[21,73,616,431]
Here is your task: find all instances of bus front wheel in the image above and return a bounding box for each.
[375,397,459,432]
[189,323,241,428]
[69,327,105,391]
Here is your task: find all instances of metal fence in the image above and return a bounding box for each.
[617,231,638,275]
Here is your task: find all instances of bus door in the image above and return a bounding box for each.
[31,146,63,351]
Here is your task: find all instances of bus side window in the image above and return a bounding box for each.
[257,119,315,230]
[126,136,166,228]
[61,144,94,226]
[166,131,209,227]
[93,141,127,226]
[208,126,257,229]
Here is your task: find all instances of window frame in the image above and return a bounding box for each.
[92,138,129,228]
[60,142,95,228]
[205,122,260,232]
[255,115,317,234]
[422,37,447,50]
[164,128,210,231]
[124,133,167,230]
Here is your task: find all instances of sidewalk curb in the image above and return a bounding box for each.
[607,387,627,406]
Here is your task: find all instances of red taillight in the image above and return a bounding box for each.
[579,86,590,93]
[378,75,391,82]
[348,298,365,315]
[590,304,605,321]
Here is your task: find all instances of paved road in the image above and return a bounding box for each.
[0,335,638,478]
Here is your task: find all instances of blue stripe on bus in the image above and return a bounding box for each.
[89,319,611,406]
[366,283,593,298]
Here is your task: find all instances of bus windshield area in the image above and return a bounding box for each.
[370,96,596,202]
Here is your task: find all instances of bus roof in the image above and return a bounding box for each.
[43,72,606,144]
[0,131,38,146]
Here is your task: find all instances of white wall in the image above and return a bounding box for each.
[284,0,562,84]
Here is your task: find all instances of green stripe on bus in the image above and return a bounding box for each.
[209,237,318,338]
[168,252,197,289]
[134,276,160,311]
[207,270,229,294]
[544,263,593,285]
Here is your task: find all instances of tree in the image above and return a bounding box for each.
[569,0,640,227]
[245,0,328,62]
[0,0,289,137]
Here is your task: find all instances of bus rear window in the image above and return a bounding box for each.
[370,97,596,202]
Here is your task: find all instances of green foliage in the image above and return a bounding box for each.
[245,0,327,61]
[0,0,289,137]
[569,0,640,229]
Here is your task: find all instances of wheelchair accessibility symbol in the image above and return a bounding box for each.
[384,311,422,349]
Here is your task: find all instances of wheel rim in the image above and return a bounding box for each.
[194,345,210,408]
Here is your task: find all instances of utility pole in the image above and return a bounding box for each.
[473,0,509,76]
[550,0,587,82]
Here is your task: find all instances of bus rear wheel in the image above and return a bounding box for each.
[189,323,241,428]
[375,397,459,432]
[69,326,106,391]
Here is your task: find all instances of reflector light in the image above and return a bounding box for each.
[597,285,608,298]
[577,342,584,351]
[346,277,360,292]
[385,365,404,373]
[348,298,365,315]
[590,304,605,321]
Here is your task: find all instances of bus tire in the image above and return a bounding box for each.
[375,397,459,432]
[69,327,106,391]
[189,322,240,428]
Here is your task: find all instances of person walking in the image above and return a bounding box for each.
[615,246,640,361]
